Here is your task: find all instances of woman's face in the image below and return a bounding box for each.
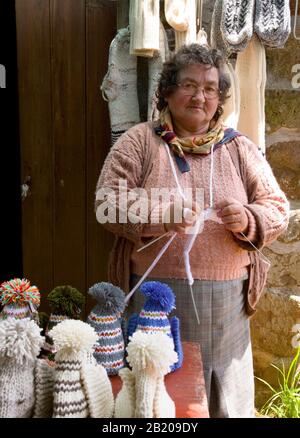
[165,64,220,134]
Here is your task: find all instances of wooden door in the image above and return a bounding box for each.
[16,0,117,315]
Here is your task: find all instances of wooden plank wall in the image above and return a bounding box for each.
[16,0,117,315]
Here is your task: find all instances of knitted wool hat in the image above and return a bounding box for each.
[42,285,85,360]
[115,331,178,418]
[87,282,126,375]
[101,27,140,146]
[49,319,114,418]
[254,0,291,48]
[220,0,255,52]
[236,34,266,154]
[0,318,44,418]
[127,281,183,372]
[0,278,40,321]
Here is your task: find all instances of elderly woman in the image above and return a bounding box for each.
[96,44,289,418]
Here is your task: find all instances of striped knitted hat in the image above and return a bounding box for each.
[87,282,126,375]
[127,281,183,372]
[0,278,40,321]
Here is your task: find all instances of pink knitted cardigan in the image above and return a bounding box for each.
[96,122,289,291]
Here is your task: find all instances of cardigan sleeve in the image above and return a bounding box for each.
[232,135,290,249]
[95,124,167,244]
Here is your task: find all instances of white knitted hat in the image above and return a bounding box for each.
[101,27,140,146]
[0,318,44,418]
[33,359,55,418]
[126,331,177,418]
[254,0,291,48]
[220,0,255,52]
[236,34,266,154]
[129,0,160,57]
[50,319,114,418]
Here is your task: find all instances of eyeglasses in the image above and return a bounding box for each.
[176,81,220,99]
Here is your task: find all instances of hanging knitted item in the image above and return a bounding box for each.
[0,318,44,418]
[222,60,241,129]
[0,278,40,321]
[127,281,183,372]
[129,0,160,57]
[101,27,140,146]
[86,282,126,375]
[210,0,231,56]
[50,319,114,418]
[117,331,178,418]
[236,34,266,154]
[42,285,85,361]
[254,0,291,48]
[220,0,255,52]
[148,21,170,122]
[165,0,197,51]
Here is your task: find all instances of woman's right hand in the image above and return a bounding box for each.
[163,200,201,234]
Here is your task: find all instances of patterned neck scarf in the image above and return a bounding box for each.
[155,106,225,158]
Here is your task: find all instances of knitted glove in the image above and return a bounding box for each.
[254,0,291,48]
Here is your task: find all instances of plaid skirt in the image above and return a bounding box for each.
[127,274,255,418]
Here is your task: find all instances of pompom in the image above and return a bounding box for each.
[140,281,175,313]
[126,331,178,375]
[0,318,44,364]
[88,282,125,315]
[49,319,98,353]
[47,285,85,318]
[0,278,40,307]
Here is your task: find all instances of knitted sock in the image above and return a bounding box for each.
[153,376,175,418]
[173,0,197,50]
[236,34,266,153]
[254,0,291,48]
[210,0,231,56]
[101,28,140,146]
[222,60,241,129]
[148,21,170,121]
[164,0,189,31]
[221,0,255,52]
[114,367,136,418]
[129,0,160,57]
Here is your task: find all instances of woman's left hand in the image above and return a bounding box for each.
[215,197,249,234]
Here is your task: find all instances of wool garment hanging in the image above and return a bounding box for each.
[129,0,160,57]
[254,0,291,48]
[236,34,266,154]
[165,0,197,51]
[220,0,255,52]
[222,60,240,130]
[101,28,140,146]
[148,21,170,121]
[210,0,231,56]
